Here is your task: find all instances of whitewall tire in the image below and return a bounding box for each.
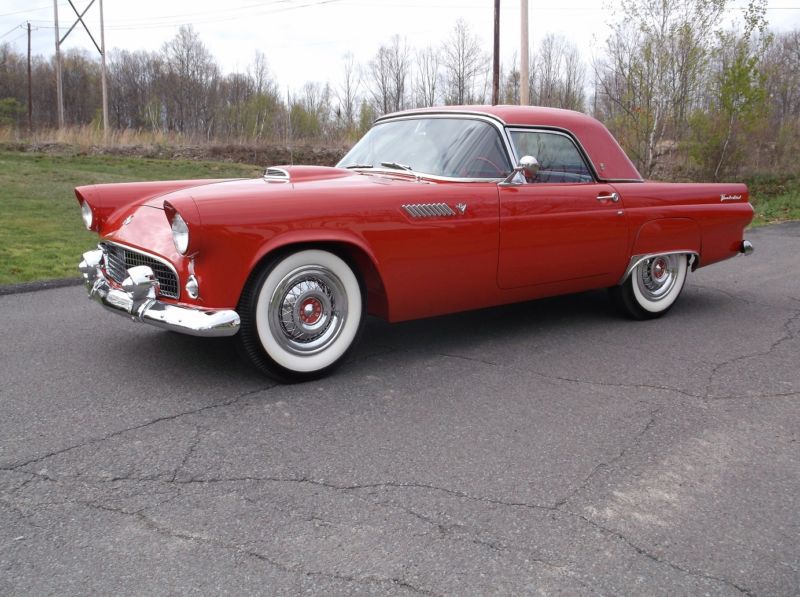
[237,249,364,381]
[610,254,689,320]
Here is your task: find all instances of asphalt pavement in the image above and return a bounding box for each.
[1,223,798,596]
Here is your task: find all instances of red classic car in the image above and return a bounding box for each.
[77,106,754,381]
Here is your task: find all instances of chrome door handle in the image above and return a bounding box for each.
[596,192,619,203]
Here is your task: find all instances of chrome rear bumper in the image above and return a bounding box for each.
[79,249,240,338]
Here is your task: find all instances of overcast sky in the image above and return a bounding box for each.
[2,0,800,91]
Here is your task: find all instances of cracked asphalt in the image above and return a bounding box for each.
[1,222,798,596]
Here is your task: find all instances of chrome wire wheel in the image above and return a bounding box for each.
[268,266,348,356]
[634,255,681,303]
[610,253,689,320]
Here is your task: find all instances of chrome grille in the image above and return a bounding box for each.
[101,242,180,299]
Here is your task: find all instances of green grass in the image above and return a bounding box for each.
[0,151,261,285]
[744,173,800,226]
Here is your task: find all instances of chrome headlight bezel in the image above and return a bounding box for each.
[171,212,190,255]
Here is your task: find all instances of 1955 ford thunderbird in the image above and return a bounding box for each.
[77,106,754,381]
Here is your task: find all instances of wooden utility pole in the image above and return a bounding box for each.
[492,0,500,105]
[27,22,33,132]
[53,0,64,128]
[520,0,529,105]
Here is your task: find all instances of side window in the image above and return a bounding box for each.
[510,130,593,183]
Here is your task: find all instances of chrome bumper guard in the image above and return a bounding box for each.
[79,249,240,338]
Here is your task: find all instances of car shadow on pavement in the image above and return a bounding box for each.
[113,287,722,383]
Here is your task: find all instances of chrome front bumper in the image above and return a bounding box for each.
[79,249,240,338]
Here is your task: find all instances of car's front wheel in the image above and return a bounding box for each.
[237,249,364,381]
[610,254,689,320]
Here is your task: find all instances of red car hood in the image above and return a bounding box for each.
[143,166,423,208]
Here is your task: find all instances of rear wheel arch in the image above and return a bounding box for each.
[630,217,702,265]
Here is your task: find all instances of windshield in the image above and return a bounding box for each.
[338,117,512,179]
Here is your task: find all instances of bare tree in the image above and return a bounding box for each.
[502,52,520,105]
[368,45,392,115]
[533,34,562,106]
[594,0,726,176]
[336,52,360,132]
[61,49,102,125]
[243,51,281,140]
[108,49,162,130]
[560,42,585,111]
[763,30,800,126]
[161,25,219,136]
[414,45,440,108]
[441,18,487,105]
[367,35,410,115]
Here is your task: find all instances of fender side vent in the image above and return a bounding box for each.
[402,203,456,218]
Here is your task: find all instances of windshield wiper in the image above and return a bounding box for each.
[342,163,373,169]
[380,161,413,172]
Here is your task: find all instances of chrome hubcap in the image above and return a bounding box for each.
[652,257,667,280]
[636,255,679,301]
[268,266,348,355]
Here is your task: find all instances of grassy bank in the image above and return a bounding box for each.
[745,173,800,226]
[0,150,797,286]
[0,151,260,285]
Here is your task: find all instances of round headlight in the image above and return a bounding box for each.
[80,201,93,230]
[171,212,190,254]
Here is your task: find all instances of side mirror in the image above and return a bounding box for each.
[500,155,540,185]
[518,155,540,179]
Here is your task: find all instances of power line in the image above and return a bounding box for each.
[16,1,800,31]
[1,24,24,39]
[71,0,347,31]
[0,4,50,19]
[6,29,29,44]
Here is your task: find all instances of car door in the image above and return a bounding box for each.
[497,129,629,289]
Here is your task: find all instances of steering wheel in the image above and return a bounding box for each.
[463,156,507,178]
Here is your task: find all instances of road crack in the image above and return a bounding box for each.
[79,500,440,595]
[554,407,661,509]
[437,352,702,399]
[575,513,756,596]
[0,384,275,472]
[704,309,800,398]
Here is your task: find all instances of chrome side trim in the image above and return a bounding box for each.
[402,203,457,218]
[619,250,699,285]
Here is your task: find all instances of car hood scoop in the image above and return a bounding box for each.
[265,165,354,184]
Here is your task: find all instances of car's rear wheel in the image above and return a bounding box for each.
[237,249,364,382]
[610,254,689,320]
